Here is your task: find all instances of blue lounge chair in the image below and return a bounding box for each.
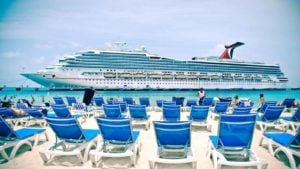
[281,107,300,132]
[129,104,151,130]
[259,130,300,169]
[94,97,105,107]
[123,97,134,105]
[66,96,77,106]
[258,101,277,113]
[90,118,140,167]
[40,117,99,164]
[149,121,196,169]
[139,97,151,107]
[16,102,28,110]
[172,97,185,106]
[114,101,128,113]
[103,104,125,118]
[24,108,47,127]
[232,107,252,114]
[0,116,47,161]
[51,104,81,119]
[219,97,232,104]
[202,97,214,106]
[281,98,295,108]
[187,105,211,131]
[208,114,268,169]
[210,102,230,120]
[53,97,65,105]
[186,99,198,107]
[256,106,288,132]
[162,104,181,121]
[0,107,25,126]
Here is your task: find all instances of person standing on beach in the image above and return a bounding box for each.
[197,88,206,105]
[257,93,265,112]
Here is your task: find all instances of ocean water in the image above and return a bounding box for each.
[1,87,300,109]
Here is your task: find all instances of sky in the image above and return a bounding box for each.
[0,0,300,87]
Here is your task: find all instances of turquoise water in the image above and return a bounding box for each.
[1,87,300,109]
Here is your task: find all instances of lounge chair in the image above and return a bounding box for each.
[238,101,254,108]
[281,107,300,132]
[123,97,134,105]
[90,118,140,167]
[51,104,81,119]
[172,97,185,106]
[24,108,47,127]
[256,106,288,132]
[53,97,65,105]
[258,101,277,113]
[186,99,198,107]
[0,107,25,126]
[187,105,211,131]
[94,97,105,107]
[40,117,99,164]
[129,104,151,130]
[155,99,165,111]
[202,97,214,106]
[259,130,300,169]
[114,101,128,113]
[66,96,77,106]
[0,116,48,162]
[210,102,230,120]
[103,104,125,118]
[16,102,28,110]
[162,104,181,121]
[232,107,252,114]
[149,121,197,169]
[139,97,152,111]
[207,114,268,169]
[281,98,296,108]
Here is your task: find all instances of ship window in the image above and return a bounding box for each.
[52,75,55,78]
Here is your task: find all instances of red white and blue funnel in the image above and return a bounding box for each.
[219,42,244,59]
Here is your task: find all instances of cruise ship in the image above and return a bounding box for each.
[21,42,288,90]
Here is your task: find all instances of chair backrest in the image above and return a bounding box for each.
[45,117,87,142]
[282,98,295,108]
[66,96,77,106]
[139,97,150,107]
[114,101,127,112]
[123,97,134,105]
[292,107,300,122]
[202,97,213,106]
[103,104,122,118]
[156,100,166,108]
[261,101,277,113]
[129,104,147,119]
[219,97,232,104]
[216,114,256,150]
[172,97,185,106]
[96,117,134,143]
[24,108,44,118]
[94,97,105,107]
[190,105,209,121]
[0,107,15,117]
[232,107,252,114]
[53,97,65,105]
[153,121,191,148]
[51,104,72,118]
[0,116,18,139]
[162,105,181,121]
[214,102,230,113]
[289,129,300,148]
[185,99,198,107]
[162,101,176,106]
[262,106,285,122]
[16,102,28,110]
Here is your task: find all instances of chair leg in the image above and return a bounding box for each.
[39,151,49,164]
[274,147,297,169]
[10,140,32,159]
[267,139,275,156]
[148,160,154,169]
[259,136,264,146]
[0,149,10,161]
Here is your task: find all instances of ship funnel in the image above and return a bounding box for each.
[219,42,244,59]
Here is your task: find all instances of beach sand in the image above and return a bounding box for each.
[0,109,291,169]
